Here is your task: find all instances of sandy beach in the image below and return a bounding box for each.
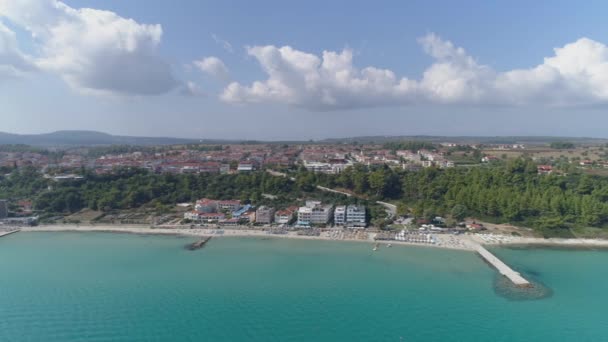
[17,224,476,251]
[470,233,608,248]
[15,224,608,251]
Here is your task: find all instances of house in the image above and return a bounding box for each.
[537,165,553,175]
[17,200,33,215]
[466,222,485,230]
[275,207,297,224]
[256,206,275,224]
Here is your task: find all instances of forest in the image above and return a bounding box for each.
[2,158,608,235]
[301,159,608,233]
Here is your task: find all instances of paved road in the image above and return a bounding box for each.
[267,169,397,219]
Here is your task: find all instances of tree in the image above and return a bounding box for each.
[450,204,467,221]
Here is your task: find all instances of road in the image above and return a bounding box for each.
[267,169,397,219]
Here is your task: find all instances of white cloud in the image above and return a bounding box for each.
[0,21,35,79]
[0,0,178,95]
[221,33,608,110]
[221,45,419,110]
[211,33,233,53]
[178,81,205,97]
[193,56,229,82]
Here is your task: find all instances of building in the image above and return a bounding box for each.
[537,165,553,175]
[237,163,254,172]
[256,206,275,224]
[334,205,346,226]
[297,201,333,226]
[184,211,226,222]
[232,204,252,218]
[195,198,218,213]
[275,207,297,224]
[217,200,242,212]
[0,199,7,219]
[195,199,242,213]
[346,205,366,228]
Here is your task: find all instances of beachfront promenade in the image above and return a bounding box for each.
[475,244,531,287]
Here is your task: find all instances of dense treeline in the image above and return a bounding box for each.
[5,159,608,233]
[383,141,436,152]
[307,159,608,232]
[550,141,575,149]
[33,169,300,213]
[0,167,49,199]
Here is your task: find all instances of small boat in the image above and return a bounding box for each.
[373,243,379,251]
[387,243,392,247]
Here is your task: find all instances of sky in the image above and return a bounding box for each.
[1,0,608,140]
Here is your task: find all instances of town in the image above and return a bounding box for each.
[3,137,608,241]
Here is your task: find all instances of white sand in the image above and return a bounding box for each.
[20,224,475,251]
[22,224,608,251]
[469,233,608,248]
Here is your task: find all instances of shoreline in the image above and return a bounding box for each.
[16,224,608,251]
[19,224,475,251]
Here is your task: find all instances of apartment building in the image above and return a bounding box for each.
[255,206,275,224]
[334,205,346,226]
[298,201,333,225]
[346,205,366,228]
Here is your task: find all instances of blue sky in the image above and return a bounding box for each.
[1,0,608,140]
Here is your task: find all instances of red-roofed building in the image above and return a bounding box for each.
[537,165,553,175]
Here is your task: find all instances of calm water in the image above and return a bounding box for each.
[0,232,607,341]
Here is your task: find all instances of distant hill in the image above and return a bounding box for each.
[1,130,607,147]
[318,135,608,146]
[0,131,201,146]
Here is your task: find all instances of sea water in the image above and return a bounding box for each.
[0,232,607,341]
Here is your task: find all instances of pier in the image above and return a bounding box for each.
[475,245,531,287]
[0,229,21,238]
[186,236,212,250]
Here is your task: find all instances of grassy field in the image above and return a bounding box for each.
[482,146,608,162]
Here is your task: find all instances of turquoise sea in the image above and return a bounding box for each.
[1,232,607,341]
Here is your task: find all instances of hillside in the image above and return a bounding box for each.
[0,131,200,146]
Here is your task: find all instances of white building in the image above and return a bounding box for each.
[237,163,254,172]
[297,201,333,226]
[334,205,346,226]
[274,208,296,224]
[346,205,366,228]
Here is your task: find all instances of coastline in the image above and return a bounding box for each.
[16,224,608,251]
[19,224,476,251]
[469,234,608,249]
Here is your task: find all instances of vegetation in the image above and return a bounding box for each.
[383,141,436,152]
[306,159,608,233]
[0,167,385,222]
[6,156,608,236]
[550,141,575,149]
